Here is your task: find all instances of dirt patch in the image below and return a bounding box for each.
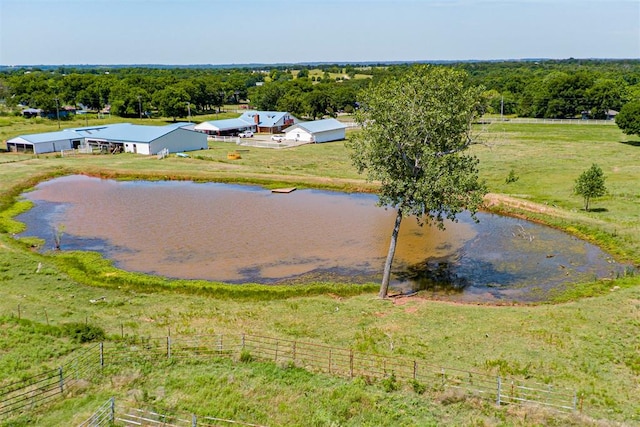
[483,193,566,217]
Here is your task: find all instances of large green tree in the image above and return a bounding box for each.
[347,65,487,298]
[615,100,640,137]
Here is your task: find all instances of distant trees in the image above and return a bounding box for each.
[153,87,190,121]
[1,60,638,121]
[574,164,607,211]
[248,78,359,119]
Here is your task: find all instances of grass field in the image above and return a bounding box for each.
[0,118,639,426]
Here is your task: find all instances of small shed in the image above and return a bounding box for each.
[6,130,83,154]
[21,108,43,118]
[283,118,347,143]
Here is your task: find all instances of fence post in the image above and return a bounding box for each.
[292,341,296,364]
[110,397,115,423]
[274,341,279,362]
[167,336,171,359]
[572,391,577,412]
[100,342,104,368]
[579,393,584,413]
[413,361,417,381]
[192,413,197,427]
[218,334,223,353]
[241,333,245,351]
[441,368,445,389]
[328,349,332,374]
[496,376,502,406]
[58,367,64,394]
[349,350,354,378]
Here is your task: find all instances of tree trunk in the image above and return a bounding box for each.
[380,209,403,299]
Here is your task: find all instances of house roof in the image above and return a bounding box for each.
[284,118,346,134]
[239,110,292,128]
[8,130,83,144]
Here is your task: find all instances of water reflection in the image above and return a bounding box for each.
[17,175,625,302]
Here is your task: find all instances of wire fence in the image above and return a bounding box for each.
[478,117,616,125]
[0,333,580,423]
[0,343,101,419]
[77,397,115,427]
[76,397,268,427]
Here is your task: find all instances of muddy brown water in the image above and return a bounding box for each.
[17,175,625,302]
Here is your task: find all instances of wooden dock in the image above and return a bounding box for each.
[271,187,297,194]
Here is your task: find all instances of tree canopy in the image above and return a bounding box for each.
[347,65,487,298]
[615,100,640,137]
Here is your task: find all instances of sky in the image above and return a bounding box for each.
[1,0,638,66]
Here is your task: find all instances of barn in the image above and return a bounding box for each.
[283,118,347,143]
[6,130,84,154]
[80,123,207,155]
[6,123,207,155]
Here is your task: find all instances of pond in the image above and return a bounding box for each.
[17,175,624,302]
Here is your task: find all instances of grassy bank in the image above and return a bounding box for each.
[1,120,639,425]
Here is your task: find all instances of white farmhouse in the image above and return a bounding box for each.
[283,118,347,143]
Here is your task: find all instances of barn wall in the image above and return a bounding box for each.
[124,142,151,155]
[33,139,74,154]
[313,128,346,143]
[150,129,207,154]
[285,128,313,143]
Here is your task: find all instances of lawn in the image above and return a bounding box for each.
[0,119,639,426]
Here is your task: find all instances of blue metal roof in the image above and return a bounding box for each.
[195,118,253,131]
[84,123,184,143]
[285,118,346,134]
[14,130,83,143]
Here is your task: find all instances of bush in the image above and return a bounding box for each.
[62,322,106,343]
[505,169,519,184]
[381,372,398,392]
[411,379,426,395]
[239,349,253,363]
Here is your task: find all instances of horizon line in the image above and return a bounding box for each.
[2,57,639,68]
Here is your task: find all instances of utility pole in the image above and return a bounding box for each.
[186,102,191,122]
[138,95,142,119]
[54,97,60,129]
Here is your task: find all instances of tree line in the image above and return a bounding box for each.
[1,59,639,122]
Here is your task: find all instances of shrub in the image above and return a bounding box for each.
[239,349,253,363]
[381,372,398,392]
[505,169,519,184]
[411,379,426,395]
[62,322,106,343]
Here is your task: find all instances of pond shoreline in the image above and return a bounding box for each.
[4,169,634,305]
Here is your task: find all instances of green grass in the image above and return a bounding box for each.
[0,120,639,425]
